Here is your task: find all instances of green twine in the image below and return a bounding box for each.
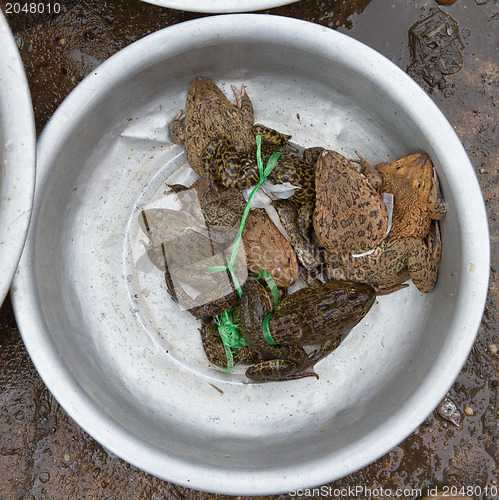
[205,135,281,298]
[262,313,277,346]
[207,136,282,371]
[214,308,249,373]
[253,269,279,310]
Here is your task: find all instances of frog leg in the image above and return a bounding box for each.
[273,200,321,270]
[245,345,312,382]
[165,183,190,194]
[230,84,255,124]
[203,318,267,368]
[373,273,410,295]
[201,137,261,189]
[296,202,314,242]
[252,124,298,152]
[352,151,383,190]
[169,109,186,145]
[199,138,228,200]
[200,320,232,369]
[428,167,447,220]
[407,221,442,293]
[298,336,342,368]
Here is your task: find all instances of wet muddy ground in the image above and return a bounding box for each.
[0,0,497,498]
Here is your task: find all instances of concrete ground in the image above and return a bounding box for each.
[0,0,497,498]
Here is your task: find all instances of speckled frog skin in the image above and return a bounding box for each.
[169,76,291,179]
[313,150,389,255]
[373,152,447,239]
[323,153,446,294]
[239,278,376,382]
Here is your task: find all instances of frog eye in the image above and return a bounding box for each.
[413,179,424,190]
[348,287,358,299]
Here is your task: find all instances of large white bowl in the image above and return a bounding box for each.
[0,11,36,306]
[12,15,489,494]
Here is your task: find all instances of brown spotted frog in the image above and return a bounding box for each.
[169,76,292,178]
[322,152,446,293]
[237,278,376,382]
[313,149,389,255]
[371,152,447,239]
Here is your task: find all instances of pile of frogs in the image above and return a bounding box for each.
[139,77,447,383]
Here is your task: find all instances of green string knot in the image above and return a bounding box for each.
[214,308,249,373]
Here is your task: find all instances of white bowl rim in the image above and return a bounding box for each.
[0,11,36,307]
[12,14,490,494]
[138,0,299,13]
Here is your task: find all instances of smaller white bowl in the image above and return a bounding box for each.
[0,11,36,306]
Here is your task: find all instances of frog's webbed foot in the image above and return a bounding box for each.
[273,200,321,270]
[352,151,383,190]
[230,83,255,124]
[169,109,186,145]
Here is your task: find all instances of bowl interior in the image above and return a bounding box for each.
[14,15,488,494]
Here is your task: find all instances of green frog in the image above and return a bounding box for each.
[236,278,376,382]
[318,151,446,293]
